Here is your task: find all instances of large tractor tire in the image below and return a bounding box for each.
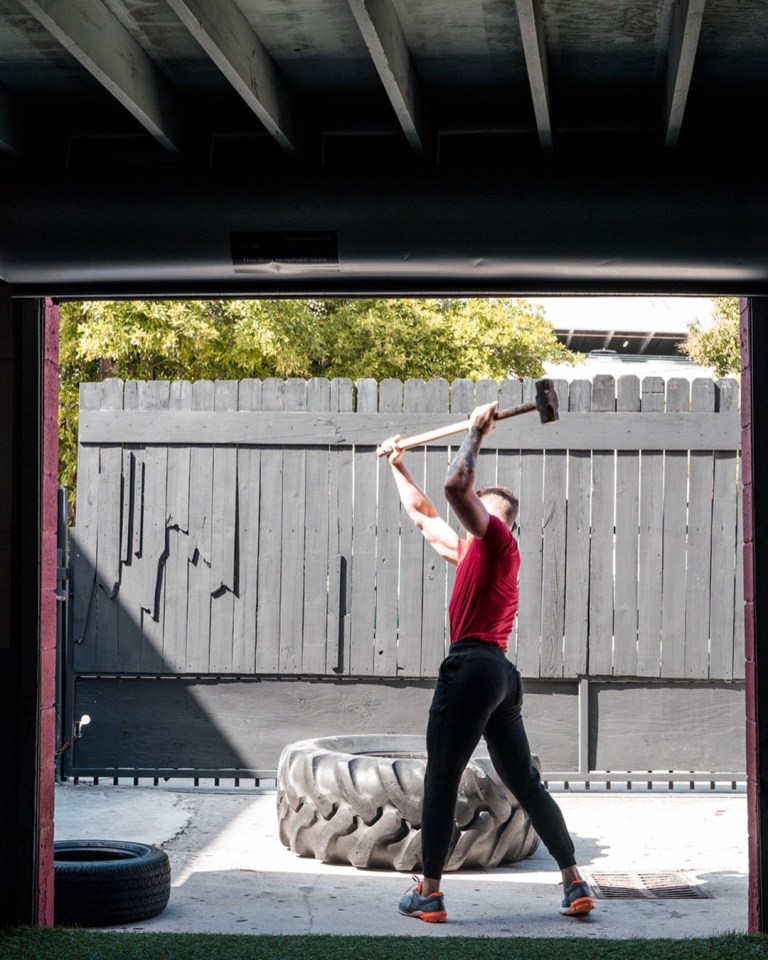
[276,734,541,871]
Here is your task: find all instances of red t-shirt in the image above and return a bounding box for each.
[448,514,520,652]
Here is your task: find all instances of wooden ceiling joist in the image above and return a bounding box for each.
[346,0,427,153]
[17,0,181,153]
[167,0,301,156]
[664,0,707,148]
[514,0,553,151]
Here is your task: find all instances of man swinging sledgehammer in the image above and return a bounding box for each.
[379,393,594,923]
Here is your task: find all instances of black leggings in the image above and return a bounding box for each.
[421,639,576,880]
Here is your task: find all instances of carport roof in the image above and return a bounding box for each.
[1,1,767,296]
[2,0,763,166]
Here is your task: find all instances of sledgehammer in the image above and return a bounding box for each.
[376,378,559,457]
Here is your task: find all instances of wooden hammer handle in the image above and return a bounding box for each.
[376,400,538,457]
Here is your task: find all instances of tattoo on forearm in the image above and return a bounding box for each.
[448,426,483,483]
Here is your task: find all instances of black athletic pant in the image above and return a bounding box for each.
[421,638,576,880]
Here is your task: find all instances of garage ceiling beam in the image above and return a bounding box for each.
[514,0,553,151]
[167,0,300,157]
[17,0,180,153]
[664,0,706,148]
[346,0,427,153]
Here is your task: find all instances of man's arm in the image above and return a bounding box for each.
[381,436,460,565]
[443,401,497,539]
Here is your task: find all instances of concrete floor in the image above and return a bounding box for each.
[54,780,748,939]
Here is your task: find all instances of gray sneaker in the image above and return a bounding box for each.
[398,876,448,923]
[559,879,595,916]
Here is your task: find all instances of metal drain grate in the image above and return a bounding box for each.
[586,872,712,900]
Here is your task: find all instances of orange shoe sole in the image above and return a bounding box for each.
[563,896,595,916]
[417,910,448,923]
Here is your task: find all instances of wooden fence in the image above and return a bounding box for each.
[71,374,743,684]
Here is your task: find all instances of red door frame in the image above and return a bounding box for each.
[37,296,59,926]
[742,295,767,932]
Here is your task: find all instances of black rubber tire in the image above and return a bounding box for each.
[276,734,541,871]
[54,839,171,927]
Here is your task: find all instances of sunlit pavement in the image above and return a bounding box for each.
[55,781,747,939]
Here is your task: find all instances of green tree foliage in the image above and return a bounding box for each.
[58,297,580,493]
[680,297,741,378]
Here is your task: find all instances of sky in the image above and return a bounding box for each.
[529,296,720,379]
[529,296,715,333]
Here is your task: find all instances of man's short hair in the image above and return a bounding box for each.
[478,486,519,529]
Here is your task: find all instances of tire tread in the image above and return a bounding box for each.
[277,735,540,871]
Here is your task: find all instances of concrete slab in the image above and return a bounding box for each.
[54,782,748,939]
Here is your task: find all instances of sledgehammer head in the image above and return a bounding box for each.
[535,378,559,423]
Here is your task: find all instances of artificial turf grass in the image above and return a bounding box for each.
[2,931,768,960]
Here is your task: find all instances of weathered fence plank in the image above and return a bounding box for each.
[684,379,716,679]
[163,380,192,673]
[539,446,566,678]
[254,379,284,674]
[710,378,742,680]
[123,382,142,565]
[166,381,192,532]
[539,379,568,679]
[349,378,378,675]
[116,381,143,673]
[734,477,745,681]
[589,375,617,676]
[563,380,590,677]
[301,378,332,674]
[277,379,307,674]
[209,380,238,674]
[660,378,690,678]
[95,471,120,658]
[233,378,262,674]
[72,383,101,671]
[119,445,132,567]
[613,376,641,676]
[326,378,354,674]
[139,381,170,674]
[374,379,403,677]
[163,529,187,673]
[185,380,214,673]
[637,377,665,676]
[93,378,123,670]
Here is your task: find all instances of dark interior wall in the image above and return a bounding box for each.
[0,293,57,927]
[0,284,18,924]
